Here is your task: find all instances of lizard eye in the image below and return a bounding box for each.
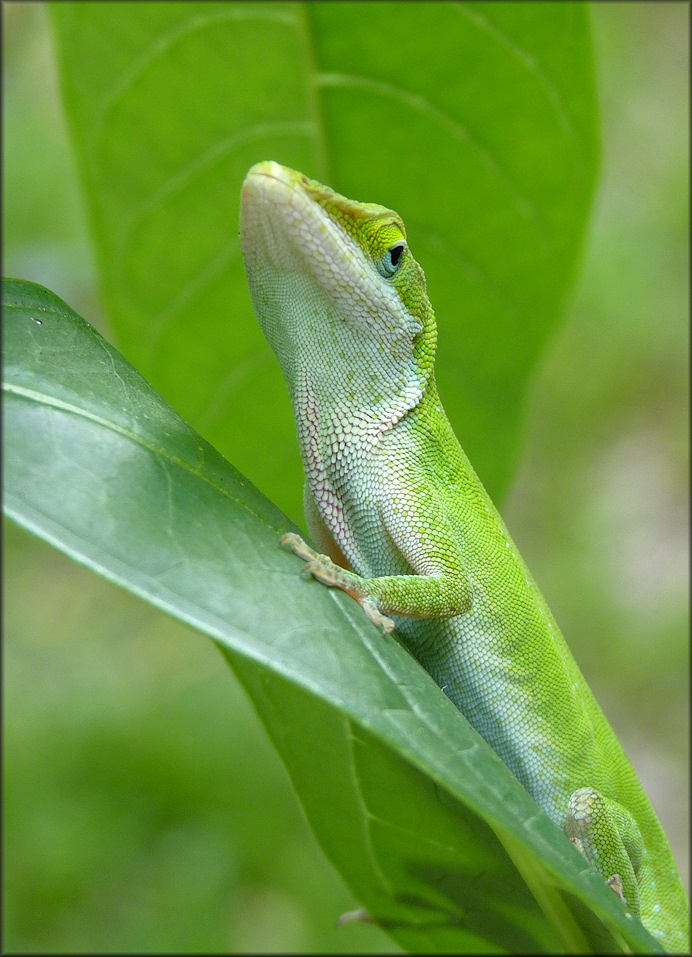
[377,241,407,278]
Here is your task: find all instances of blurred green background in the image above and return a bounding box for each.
[3,2,688,952]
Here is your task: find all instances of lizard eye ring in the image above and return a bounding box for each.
[378,241,406,278]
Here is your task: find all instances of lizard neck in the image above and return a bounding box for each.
[290,309,437,550]
[290,303,437,469]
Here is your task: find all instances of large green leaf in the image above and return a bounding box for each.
[48,1,599,522]
[3,279,661,954]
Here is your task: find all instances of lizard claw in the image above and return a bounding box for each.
[607,874,627,904]
[359,596,396,635]
[279,531,319,563]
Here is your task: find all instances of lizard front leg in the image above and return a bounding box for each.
[279,531,472,634]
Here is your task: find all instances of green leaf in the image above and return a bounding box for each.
[3,279,661,954]
[48,1,599,521]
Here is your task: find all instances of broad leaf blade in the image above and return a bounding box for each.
[2,280,660,953]
[48,1,599,520]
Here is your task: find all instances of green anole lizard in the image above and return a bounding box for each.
[239,161,689,952]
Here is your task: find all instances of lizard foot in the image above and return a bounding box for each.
[607,873,626,904]
[280,533,395,634]
[280,532,347,587]
[566,787,641,918]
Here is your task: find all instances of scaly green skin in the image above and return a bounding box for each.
[240,161,689,952]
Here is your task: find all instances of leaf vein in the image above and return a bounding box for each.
[316,71,540,227]
[122,120,315,240]
[453,3,580,147]
[3,382,284,536]
[141,240,241,366]
[98,7,295,121]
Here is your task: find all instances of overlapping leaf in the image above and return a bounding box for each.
[3,280,660,953]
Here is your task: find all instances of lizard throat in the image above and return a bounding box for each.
[294,367,424,554]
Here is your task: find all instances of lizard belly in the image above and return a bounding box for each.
[327,414,604,827]
[396,609,574,823]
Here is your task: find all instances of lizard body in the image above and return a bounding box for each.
[239,161,688,951]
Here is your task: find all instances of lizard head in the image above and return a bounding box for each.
[240,161,437,414]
